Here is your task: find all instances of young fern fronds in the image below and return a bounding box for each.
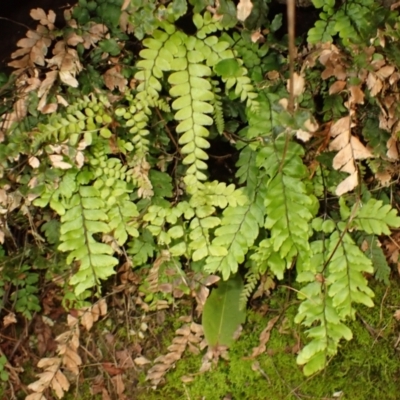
[239,267,260,310]
[210,79,224,134]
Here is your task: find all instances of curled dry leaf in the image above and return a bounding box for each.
[367,73,383,97]
[41,103,58,114]
[3,312,17,327]
[102,362,125,376]
[386,137,398,160]
[26,393,47,400]
[376,65,395,80]
[251,30,264,43]
[121,0,131,10]
[111,374,126,397]
[296,130,312,142]
[237,0,253,21]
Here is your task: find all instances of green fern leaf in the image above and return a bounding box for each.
[295,228,375,376]
[58,185,118,295]
[205,182,265,279]
[355,233,390,285]
[351,199,400,235]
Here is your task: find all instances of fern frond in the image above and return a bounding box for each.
[295,230,375,376]
[57,185,118,295]
[351,198,400,235]
[205,180,266,280]
[239,267,260,310]
[210,79,224,134]
[355,233,390,285]
[253,138,316,278]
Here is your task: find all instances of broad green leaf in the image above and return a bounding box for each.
[202,274,246,347]
[214,58,241,78]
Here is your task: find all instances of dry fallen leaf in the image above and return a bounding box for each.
[251,30,264,43]
[329,80,346,95]
[3,312,17,327]
[49,155,73,170]
[248,315,279,358]
[287,72,305,98]
[329,116,373,195]
[102,362,125,376]
[29,157,40,169]
[386,137,398,160]
[237,0,253,21]
[134,356,151,366]
[296,129,312,142]
[375,170,392,186]
[103,66,128,92]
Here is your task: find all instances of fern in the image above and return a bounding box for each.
[295,227,375,375]
[252,138,317,279]
[351,198,400,235]
[58,185,118,296]
[355,232,391,285]
[308,0,384,44]
[205,150,266,279]
[239,266,260,310]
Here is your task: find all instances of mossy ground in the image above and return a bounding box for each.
[133,281,400,400]
[9,281,400,399]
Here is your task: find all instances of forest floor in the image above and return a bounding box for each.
[2,272,400,399]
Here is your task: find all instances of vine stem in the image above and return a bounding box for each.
[287,0,296,114]
[278,0,296,174]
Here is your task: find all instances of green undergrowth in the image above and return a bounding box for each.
[137,281,400,400]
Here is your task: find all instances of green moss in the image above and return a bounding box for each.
[136,281,400,400]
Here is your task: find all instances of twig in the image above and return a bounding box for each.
[0,17,31,31]
[287,0,296,113]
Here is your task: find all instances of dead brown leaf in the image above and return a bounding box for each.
[111,374,126,398]
[3,312,17,327]
[248,315,279,358]
[102,362,125,376]
[349,85,364,104]
[103,66,128,92]
[329,80,346,95]
[287,72,305,98]
[329,116,373,195]
[237,0,253,21]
